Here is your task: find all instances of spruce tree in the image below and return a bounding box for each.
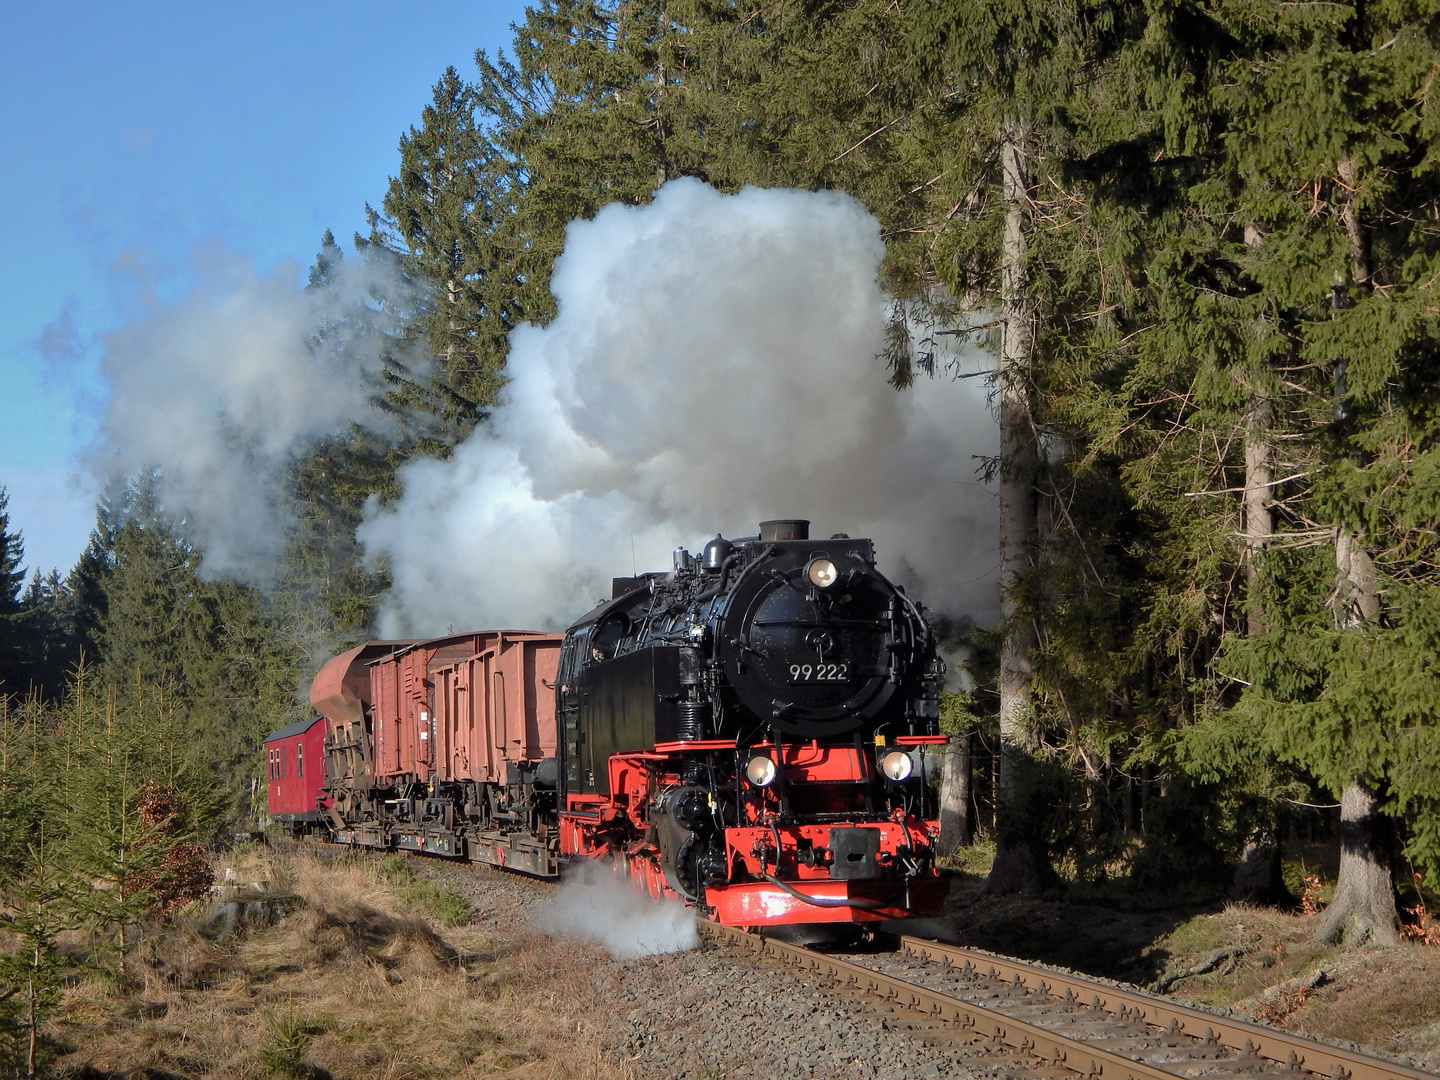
[58,672,213,981]
[899,0,1150,895]
[271,232,414,652]
[17,572,79,704]
[1058,0,1440,930]
[0,700,71,1077]
[1178,0,1440,941]
[65,492,118,669]
[379,69,511,420]
[96,474,301,827]
[0,489,28,700]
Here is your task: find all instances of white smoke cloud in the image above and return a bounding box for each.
[532,866,699,960]
[92,244,418,579]
[361,178,998,634]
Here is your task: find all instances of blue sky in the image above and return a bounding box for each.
[0,1,530,578]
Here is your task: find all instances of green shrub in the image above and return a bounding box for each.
[258,1003,319,1078]
[380,855,470,926]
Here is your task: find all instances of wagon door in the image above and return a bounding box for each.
[477,648,501,783]
[444,659,476,781]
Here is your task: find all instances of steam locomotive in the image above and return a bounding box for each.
[269,519,950,926]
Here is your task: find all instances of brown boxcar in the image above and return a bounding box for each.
[307,632,563,873]
[428,632,560,782]
[309,639,417,805]
[358,632,561,785]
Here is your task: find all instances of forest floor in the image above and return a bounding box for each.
[46,844,634,1080]
[931,847,1440,1072]
[42,842,1440,1078]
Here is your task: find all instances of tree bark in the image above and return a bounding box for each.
[1243,393,1274,637]
[1238,390,1283,899]
[1315,782,1399,946]
[938,731,972,853]
[1338,159,1371,292]
[1314,159,1400,945]
[986,123,1049,896]
[1236,241,1281,895]
[1242,222,1274,639]
[1238,223,1272,639]
[1318,528,1398,942]
[1233,825,1287,904]
[1333,530,1381,626]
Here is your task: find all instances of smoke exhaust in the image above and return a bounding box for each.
[359,178,1000,634]
[759,519,809,542]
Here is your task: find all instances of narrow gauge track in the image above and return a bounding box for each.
[696,922,1437,1080]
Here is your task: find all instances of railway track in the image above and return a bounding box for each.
[696,922,1437,1080]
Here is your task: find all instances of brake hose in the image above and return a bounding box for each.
[761,873,891,910]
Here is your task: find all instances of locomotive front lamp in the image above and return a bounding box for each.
[745,754,777,787]
[806,558,839,588]
[880,750,913,782]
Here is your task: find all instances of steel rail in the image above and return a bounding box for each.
[890,936,1435,1080]
[696,921,1436,1080]
[698,921,1208,1080]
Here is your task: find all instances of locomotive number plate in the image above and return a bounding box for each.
[789,662,850,683]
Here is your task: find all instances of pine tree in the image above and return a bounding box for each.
[0,489,29,700]
[897,0,1155,895]
[0,700,71,1077]
[380,68,511,419]
[95,474,301,827]
[17,572,79,704]
[269,232,415,651]
[1054,0,1440,930]
[65,492,118,669]
[58,672,213,981]
[0,833,70,1079]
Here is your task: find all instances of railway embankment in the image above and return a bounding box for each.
[933,868,1440,1071]
[40,847,1440,1079]
[47,846,980,1079]
[46,845,628,1078]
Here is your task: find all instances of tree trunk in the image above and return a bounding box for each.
[1333,529,1381,626]
[1242,220,1274,638]
[1338,159,1371,292]
[1315,782,1399,946]
[938,731,972,853]
[1314,159,1400,945]
[26,953,37,1080]
[1232,825,1287,904]
[986,123,1049,896]
[1236,276,1280,893]
[1318,528,1397,942]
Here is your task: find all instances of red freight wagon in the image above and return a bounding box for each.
[264,717,328,835]
[364,632,560,786]
[429,632,560,784]
[306,632,563,873]
[308,639,416,803]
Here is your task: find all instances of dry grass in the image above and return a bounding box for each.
[1146,902,1440,1068]
[49,846,635,1080]
[939,880,1440,1069]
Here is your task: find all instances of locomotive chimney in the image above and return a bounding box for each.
[759,519,809,542]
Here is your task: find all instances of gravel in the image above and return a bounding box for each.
[594,942,1025,1080]
[422,857,1031,1080]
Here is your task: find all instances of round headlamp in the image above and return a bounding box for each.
[744,755,777,787]
[806,558,839,589]
[880,750,913,782]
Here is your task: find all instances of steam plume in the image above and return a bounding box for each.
[361,179,997,634]
[92,245,419,579]
[533,866,699,960]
